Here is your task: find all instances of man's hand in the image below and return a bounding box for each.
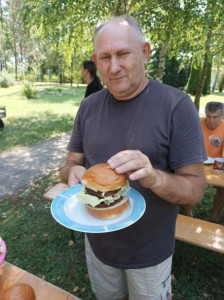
[67,165,86,187]
[107,150,157,188]
[108,150,206,205]
[60,152,85,186]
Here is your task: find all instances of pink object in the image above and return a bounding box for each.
[0,239,7,265]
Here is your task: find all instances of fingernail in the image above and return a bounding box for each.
[108,160,115,168]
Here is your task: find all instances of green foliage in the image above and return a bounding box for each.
[24,72,39,82]
[22,82,37,99]
[186,59,202,95]
[0,72,15,88]
[43,74,49,82]
[218,72,224,92]
[51,74,59,83]
[163,57,191,88]
[45,87,62,92]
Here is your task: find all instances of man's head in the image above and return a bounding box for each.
[93,15,150,100]
[81,60,97,80]
[205,102,223,130]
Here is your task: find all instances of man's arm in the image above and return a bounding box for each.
[108,150,206,205]
[60,152,86,187]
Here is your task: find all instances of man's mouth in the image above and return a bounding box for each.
[110,77,125,82]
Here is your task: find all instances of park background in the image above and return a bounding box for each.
[0,0,224,299]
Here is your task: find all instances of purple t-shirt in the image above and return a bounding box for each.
[68,80,206,268]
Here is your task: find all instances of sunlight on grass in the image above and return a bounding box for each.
[0,83,86,153]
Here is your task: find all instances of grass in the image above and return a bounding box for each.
[0,83,86,153]
[0,175,224,299]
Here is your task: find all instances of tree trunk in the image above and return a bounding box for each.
[194,25,213,111]
[70,53,74,87]
[59,54,63,85]
[212,66,220,92]
[194,52,209,111]
[11,0,18,80]
[156,38,169,82]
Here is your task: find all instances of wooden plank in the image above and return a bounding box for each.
[0,261,26,293]
[37,282,79,300]
[204,165,224,188]
[175,214,224,253]
[0,261,80,300]
[43,183,68,201]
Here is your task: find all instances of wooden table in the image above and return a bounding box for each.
[204,165,224,188]
[0,261,80,300]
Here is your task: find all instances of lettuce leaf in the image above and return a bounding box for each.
[77,180,130,207]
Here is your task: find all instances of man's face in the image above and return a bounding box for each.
[205,109,223,130]
[93,21,150,100]
[81,67,87,78]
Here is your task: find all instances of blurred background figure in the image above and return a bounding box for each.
[81,60,103,97]
[186,101,224,222]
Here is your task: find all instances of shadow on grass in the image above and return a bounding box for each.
[0,112,74,153]
[210,91,224,97]
[34,92,84,105]
[33,85,86,105]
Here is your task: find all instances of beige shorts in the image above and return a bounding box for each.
[85,235,172,300]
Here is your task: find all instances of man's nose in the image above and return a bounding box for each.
[110,57,121,73]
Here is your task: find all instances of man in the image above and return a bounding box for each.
[81,60,103,97]
[202,102,224,222]
[61,15,206,300]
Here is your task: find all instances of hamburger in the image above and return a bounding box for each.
[77,163,130,219]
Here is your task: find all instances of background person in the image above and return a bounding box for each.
[81,60,103,97]
[61,15,206,300]
[186,102,224,222]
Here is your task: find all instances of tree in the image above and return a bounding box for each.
[186,58,202,95]
[194,0,224,110]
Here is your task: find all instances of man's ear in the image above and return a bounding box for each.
[92,53,97,65]
[143,42,151,64]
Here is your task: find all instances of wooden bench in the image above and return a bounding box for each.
[44,183,224,254]
[0,261,80,300]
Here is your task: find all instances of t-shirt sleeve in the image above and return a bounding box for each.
[67,104,84,153]
[168,95,207,169]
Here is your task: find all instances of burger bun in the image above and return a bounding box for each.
[86,196,129,219]
[1,283,36,300]
[82,163,126,192]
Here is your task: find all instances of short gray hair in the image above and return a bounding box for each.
[205,102,223,115]
[94,15,144,45]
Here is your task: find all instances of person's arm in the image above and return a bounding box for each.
[108,150,206,205]
[60,152,86,187]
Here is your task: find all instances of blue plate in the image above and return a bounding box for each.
[51,184,146,233]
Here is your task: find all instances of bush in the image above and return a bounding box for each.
[22,82,37,99]
[218,72,224,92]
[43,74,49,82]
[24,72,39,82]
[0,72,15,88]
[50,74,59,83]
[45,87,62,92]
